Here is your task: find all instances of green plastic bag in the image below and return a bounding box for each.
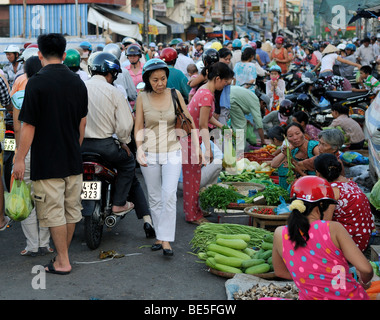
[268,60,278,68]
[246,123,257,145]
[4,180,33,221]
[369,179,380,211]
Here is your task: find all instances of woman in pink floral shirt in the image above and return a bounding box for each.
[182,62,234,224]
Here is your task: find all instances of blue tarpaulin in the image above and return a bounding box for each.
[10,4,88,38]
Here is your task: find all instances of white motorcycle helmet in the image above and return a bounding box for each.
[4,44,20,54]
[17,47,39,62]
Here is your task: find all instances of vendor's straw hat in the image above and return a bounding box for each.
[322,44,339,54]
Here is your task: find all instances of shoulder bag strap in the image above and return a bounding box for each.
[171,88,183,115]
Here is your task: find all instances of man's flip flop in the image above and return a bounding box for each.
[44,261,71,275]
[0,216,10,231]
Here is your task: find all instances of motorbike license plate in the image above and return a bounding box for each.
[81,181,101,200]
[4,138,15,151]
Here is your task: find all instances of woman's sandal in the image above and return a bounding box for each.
[20,249,38,257]
[187,217,210,225]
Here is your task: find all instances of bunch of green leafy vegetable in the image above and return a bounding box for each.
[252,184,290,206]
[199,185,244,211]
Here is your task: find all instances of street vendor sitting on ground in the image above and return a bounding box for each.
[271,122,319,190]
[293,128,345,176]
[314,153,375,252]
[330,102,366,150]
[272,175,373,300]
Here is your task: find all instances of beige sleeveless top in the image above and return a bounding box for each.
[141,90,181,153]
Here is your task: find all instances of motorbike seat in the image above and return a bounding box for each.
[82,152,114,170]
[325,91,366,100]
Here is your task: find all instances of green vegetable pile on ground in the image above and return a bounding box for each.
[252,184,290,206]
[196,232,275,275]
[199,185,244,211]
[219,170,271,183]
[190,222,273,253]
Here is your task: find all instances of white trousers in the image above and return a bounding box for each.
[20,150,51,252]
[140,150,182,242]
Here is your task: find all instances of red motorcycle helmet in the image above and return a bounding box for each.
[290,176,336,203]
[275,36,285,45]
[159,47,178,64]
[27,43,38,49]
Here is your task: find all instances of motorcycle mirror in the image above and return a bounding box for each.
[136,82,145,90]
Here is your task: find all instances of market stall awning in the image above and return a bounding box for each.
[87,7,142,40]
[156,16,184,34]
[191,13,206,23]
[201,24,214,33]
[93,4,167,35]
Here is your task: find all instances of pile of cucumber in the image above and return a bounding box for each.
[198,233,274,275]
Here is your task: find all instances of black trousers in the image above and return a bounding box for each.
[81,137,150,218]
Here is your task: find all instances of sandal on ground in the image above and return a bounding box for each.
[0,216,10,231]
[186,217,210,225]
[112,202,134,216]
[20,249,38,257]
[39,247,54,255]
[44,261,71,275]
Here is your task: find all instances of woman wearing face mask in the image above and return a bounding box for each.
[266,65,285,111]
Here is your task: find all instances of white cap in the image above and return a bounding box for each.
[337,43,346,50]
[4,44,20,53]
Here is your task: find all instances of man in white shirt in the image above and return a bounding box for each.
[174,42,194,80]
[355,37,376,66]
[82,52,135,216]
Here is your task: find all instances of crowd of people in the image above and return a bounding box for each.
[0,31,378,299]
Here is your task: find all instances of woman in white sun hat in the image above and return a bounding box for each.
[312,44,361,78]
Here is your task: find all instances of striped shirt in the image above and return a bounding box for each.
[363,75,380,94]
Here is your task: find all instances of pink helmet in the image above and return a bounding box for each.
[275,36,285,44]
[249,41,257,50]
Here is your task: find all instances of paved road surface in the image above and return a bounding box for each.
[0,171,227,300]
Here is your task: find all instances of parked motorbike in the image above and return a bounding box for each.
[3,112,15,192]
[81,151,126,250]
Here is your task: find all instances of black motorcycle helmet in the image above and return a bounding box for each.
[279,99,294,117]
[126,44,142,57]
[88,52,121,79]
[202,48,219,67]
[296,93,311,109]
[301,71,317,84]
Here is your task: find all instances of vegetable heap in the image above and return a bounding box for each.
[196,232,275,275]
[199,185,244,212]
[219,171,270,183]
[235,158,274,174]
[190,222,272,253]
[248,207,276,215]
[251,184,290,206]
